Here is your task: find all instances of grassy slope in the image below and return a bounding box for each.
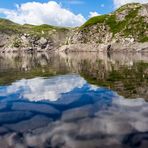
[80,3,148,42]
[0,18,69,37]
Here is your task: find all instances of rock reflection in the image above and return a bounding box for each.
[60,52,148,99]
[0,52,148,99]
[0,52,69,85]
[0,52,148,147]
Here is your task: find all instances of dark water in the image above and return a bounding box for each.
[0,52,148,148]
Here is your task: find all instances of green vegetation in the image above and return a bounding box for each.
[0,19,20,34]
[80,15,108,29]
[31,24,68,31]
[140,36,148,42]
[0,18,17,26]
[80,3,148,42]
[0,18,69,37]
[12,38,22,48]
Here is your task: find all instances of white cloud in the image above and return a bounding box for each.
[0,1,86,27]
[113,0,148,8]
[89,12,101,18]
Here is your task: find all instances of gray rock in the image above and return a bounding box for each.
[139,4,148,18]
[38,37,48,45]
[116,9,129,21]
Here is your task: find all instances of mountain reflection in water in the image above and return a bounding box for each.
[0,52,148,148]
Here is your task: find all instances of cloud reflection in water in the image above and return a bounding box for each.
[0,74,148,148]
[0,75,87,101]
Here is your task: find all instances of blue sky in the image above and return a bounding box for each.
[48,0,114,17]
[0,0,147,26]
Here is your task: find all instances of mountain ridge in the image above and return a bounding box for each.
[0,3,148,53]
[62,3,148,52]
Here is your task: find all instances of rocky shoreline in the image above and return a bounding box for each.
[1,35,148,53]
[59,42,148,53]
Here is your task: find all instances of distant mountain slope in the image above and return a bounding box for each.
[80,3,147,42]
[0,18,70,52]
[62,3,148,52]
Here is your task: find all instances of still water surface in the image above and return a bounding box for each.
[0,52,148,148]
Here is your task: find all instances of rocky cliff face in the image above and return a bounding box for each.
[61,3,148,52]
[0,20,70,53]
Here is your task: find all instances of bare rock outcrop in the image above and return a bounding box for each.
[61,3,148,52]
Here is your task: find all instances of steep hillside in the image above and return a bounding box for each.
[0,18,70,52]
[62,3,148,52]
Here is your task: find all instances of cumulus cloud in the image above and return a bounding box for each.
[113,0,148,8]
[89,11,101,18]
[0,1,86,27]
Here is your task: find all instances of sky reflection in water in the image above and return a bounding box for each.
[0,75,86,101]
[0,52,148,148]
[0,74,148,148]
